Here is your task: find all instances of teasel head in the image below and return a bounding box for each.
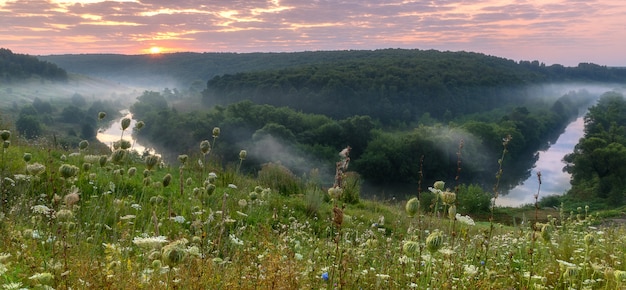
[212,127,220,138]
[111,149,127,165]
[405,197,420,217]
[433,180,445,191]
[3,140,10,149]
[239,149,247,160]
[23,153,32,162]
[115,139,131,150]
[59,164,79,179]
[99,155,108,167]
[448,205,457,220]
[426,230,444,253]
[441,191,456,205]
[98,111,107,120]
[205,183,216,195]
[127,167,137,177]
[0,130,11,141]
[121,117,131,130]
[145,155,160,170]
[402,241,420,256]
[134,121,145,131]
[208,172,217,183]
[584,233,594,247]
[82,162,92,172]
[162,173,172,187]
[249,191,258,201]
[178,154,188,164]
[79,140,89,150]
[200,140,211,155]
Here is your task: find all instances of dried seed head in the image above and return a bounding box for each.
[134,121,145,130]
[426,230,444,253]
[121,117,131,130]
[23,153,32,162]
[64,192,80,207]
[333,205,344,228]
[200,140,211,155]
[99,155,108,167]
[402,241,419,255]
[79,140,89,150]
[59,164,79,179]
[239,149,247,160]
[405,197,420,217]
[441,191,456,205]
[162,174,172,187]
[212,127,220,138]
[448,205,457,220]
[111,149,127,165]
[0,130,11,141]
[145,155,160,170]
[433,181,445,191]
[98,111,107,120]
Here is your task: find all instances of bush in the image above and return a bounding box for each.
[457,184,491,214]
[340,171,361,204]
[257,162,303,196]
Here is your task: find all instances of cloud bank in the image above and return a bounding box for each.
[1,0,625,66]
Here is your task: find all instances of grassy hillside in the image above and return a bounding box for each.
[1,121,626,289]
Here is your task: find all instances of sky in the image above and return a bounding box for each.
[1,0,625,66]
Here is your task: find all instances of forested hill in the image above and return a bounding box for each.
[201,49,626,123]
[0,48,68,82]
[39,49,626,91]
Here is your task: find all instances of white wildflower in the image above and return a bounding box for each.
[1,282,23,290]
[133,236,168,248]
[229,234,243,246]
[0,253,10,263]
[228,184,237,189]
[171,216,186,224]
[376,273,390,279]
[464,264,478,276]
[131,203,142,210]
[455,213,476,226]
[31,205,51,215]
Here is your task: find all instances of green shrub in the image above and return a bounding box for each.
[457,184,491,214]
[257,162,303,196]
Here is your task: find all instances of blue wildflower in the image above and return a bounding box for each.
[322,272,329,281]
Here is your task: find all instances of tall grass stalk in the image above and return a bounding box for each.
[485,134,511,268]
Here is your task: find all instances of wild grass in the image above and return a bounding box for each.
[0,125,625,290]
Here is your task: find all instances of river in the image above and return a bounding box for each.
[96,110,155,155]
[495,116,585,206]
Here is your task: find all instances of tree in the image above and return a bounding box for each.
[16,115,42,139]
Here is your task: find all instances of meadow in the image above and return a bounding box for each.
[0,117,625,290]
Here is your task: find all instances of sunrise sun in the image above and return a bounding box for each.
[149,46,162,54]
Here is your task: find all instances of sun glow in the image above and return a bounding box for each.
[149,46,162,54]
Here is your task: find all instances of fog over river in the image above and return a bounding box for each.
[495,115,585,206]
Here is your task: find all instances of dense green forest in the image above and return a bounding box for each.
[130,88,595,194]
[0,48,68,82]
[201,50,626,124]
[564,92,626,205]
[11,48,626,204]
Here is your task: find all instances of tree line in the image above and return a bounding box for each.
[0,48,67,82]
[201,50,626,125]
[131,88,594,191]
[564,91,626,206]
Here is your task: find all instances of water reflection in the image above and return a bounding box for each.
[96,110,155,155]
[496,116,585,207]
